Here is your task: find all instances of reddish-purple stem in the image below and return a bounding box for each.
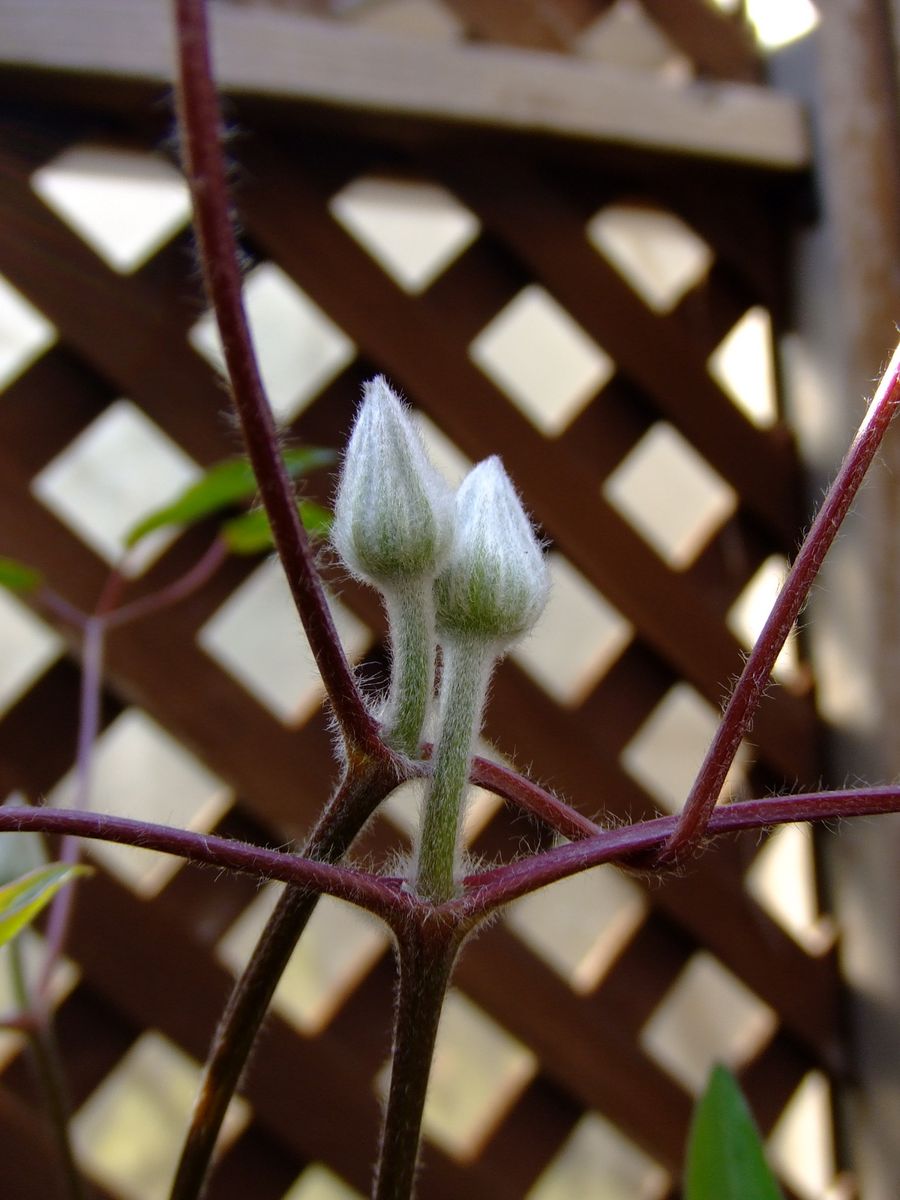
[107,537,228,629]
[409,748,600,840]
[6,787,900,925]
[469,755,600,839]
[36,614,105,1004]
[172,0,381,756]
[463,786,900,912]
[34,588,87,631]
[0,806,405,920]
[662,341,900,862]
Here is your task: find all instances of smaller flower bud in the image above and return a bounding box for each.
[436,456,549,646]
[332,376,453,587]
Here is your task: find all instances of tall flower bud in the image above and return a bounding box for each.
[332,376,453,587]
[436,456,549,648]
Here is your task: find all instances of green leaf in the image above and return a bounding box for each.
[0,556,42,594]
[0,864,93,949]
[125,447,336,547]
[685,1066,785,1200]
[222,501,332,555]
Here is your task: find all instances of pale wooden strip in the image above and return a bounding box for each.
[2,0,809,167]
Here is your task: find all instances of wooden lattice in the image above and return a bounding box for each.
[0,5,847,1199]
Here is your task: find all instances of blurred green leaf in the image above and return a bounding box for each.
[126,447,336,547]
[0,557,42,594]
[685,1065,784,1200]
[0,864,93,949]
[222,501,332,555]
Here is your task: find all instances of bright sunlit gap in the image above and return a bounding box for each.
[711,0,819,50]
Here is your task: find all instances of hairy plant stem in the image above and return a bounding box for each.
[37,614,104,1003]
[169,756,400,1200]
[416,638,492,902]
[4,788,900,913]
[9,941,88,1200]
[173,0,381,758]
[662,338,900,862]
[374,923,462,1200]
[383,579,434,757]
[468,755,599,840]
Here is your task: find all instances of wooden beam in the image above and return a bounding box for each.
[442,0,611,51]
[1,0,809,167]
[640,0,761,82]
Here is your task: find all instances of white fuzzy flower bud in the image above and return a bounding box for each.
[436,456,549,647]
[332,376,454,587]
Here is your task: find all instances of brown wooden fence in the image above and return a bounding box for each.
[0,3,851,1198]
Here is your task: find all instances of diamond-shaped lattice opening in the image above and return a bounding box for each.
[417,990,537,1161]
[31,145,191,274]
[709,306,778,428]
[0,926,79,1071]
[728,554,801,686]
[282,1164,363,1200]
[198,560,372,727]
[0,274,56,390]
[330,176,479,294]
[587,204,712,313]
[621,683,749,814]
[506,865,648,994]
[640,952,777,1093]
[526,1110,669,1200]
[190,263,355,423]
[413,411,472,486]
[49,709,232,897]
[512,551,632,706]
[576,0,692,78]
[72,1031,250,1200]
[746,824,835,955]
[470,285,615,436]
[0,588,63,718]
[741,0,820,50]
[769,1071,840,1200]
[604,422,737,569]
[31,398,201,578]
[218,885,389,1035]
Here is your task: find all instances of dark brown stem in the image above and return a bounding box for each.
[374,924,461,1200]
[661,340,900,862]
[169,757,401,1200]
[172,0,382,757]
[9,942,90,1200]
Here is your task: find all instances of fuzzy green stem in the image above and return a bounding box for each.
[374,927,460,1200]
[416,638,492,902]
[384,579,434,758]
